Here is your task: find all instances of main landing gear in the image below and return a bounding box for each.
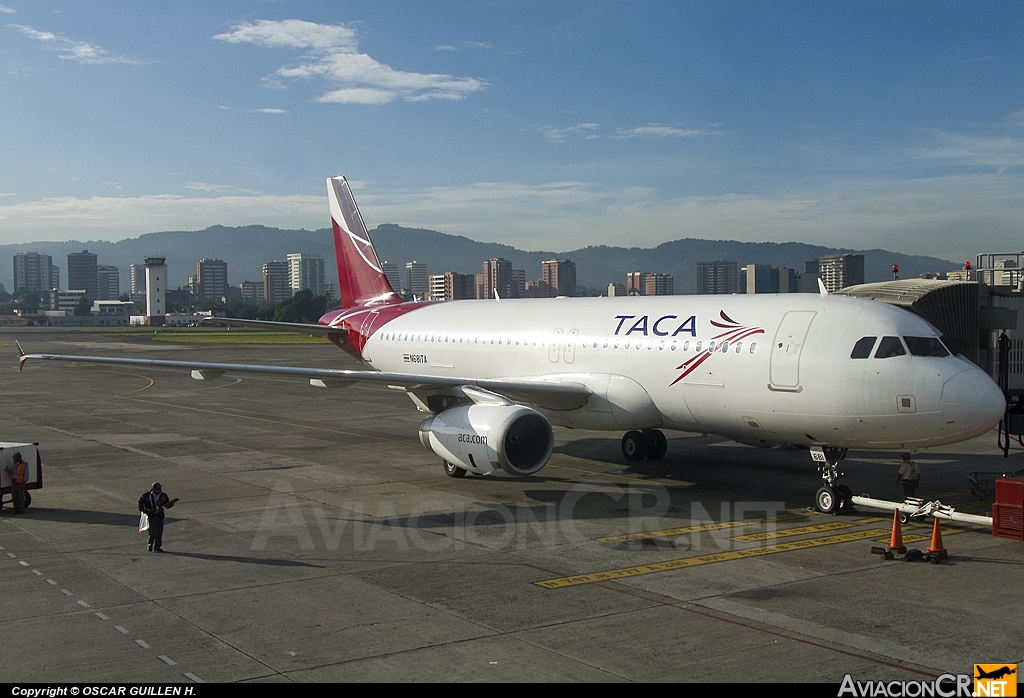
[621,429,668,462]
[811,445,853,515]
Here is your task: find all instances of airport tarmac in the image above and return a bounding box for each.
[1,327,1021,683]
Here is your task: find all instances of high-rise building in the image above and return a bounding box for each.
[643,273,674,296]
[97,265,120,300]
[67,250,98,300]
[607,282,626,297]
[381,262,402,294]
[263,261,290,302]
[541,259,577,297]
[779,267,798,293]
[745,264,779,294]
[480,258,512,300]
[287,253,326,296]
[816,254,865,293]
[696,260,739,295]
[628,271,674,296]
[13,252,59,294]
[196,258,228,301]
[130,264,146,294]
[429,272,475,300]
[511,269,525,299]
[406,261,429,299]
[240,281,264,303]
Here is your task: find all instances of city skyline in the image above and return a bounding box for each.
[1,3,1022,260]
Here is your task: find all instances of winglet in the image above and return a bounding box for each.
[817,278,828,296]
[16,340,27,373]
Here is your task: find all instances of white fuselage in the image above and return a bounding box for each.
[360,293,1004,451]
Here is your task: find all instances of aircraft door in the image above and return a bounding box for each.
[549,329,563,363]
[564,329,578,364]
[769,311,816,391]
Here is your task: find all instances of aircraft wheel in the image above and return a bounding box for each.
[23,491,31,508]
[621,431,646,462]
[443,461,467,479]
[815,486,838,515]
[646,430,668,460]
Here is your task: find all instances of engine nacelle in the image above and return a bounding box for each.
[418,404,554,476]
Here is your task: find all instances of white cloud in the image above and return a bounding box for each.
[0,5,15,14]
[614,125,725,139]
[912,130,1024,173]
[1,175,1021,260]
[214,19,487,105]
[540,123,600,142]
[435,45,457,52]
[0,193,324,243]
[183,183,262,195]
[252,108,288,114]
[9,23,139,65]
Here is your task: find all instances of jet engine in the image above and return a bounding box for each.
[418,404,554,476]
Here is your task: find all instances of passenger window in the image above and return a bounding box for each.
[851,336,877,359]
[874,336,907,359]
[904,336,950,357]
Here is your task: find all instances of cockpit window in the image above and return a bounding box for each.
[874,336,907,359]
[851,336,877,359]
[904,336,950,357]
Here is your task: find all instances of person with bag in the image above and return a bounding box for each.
[138,482,178,552]
[896,453,920,499]
[6,452,28,515]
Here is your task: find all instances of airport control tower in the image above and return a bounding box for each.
[144,257,166,326]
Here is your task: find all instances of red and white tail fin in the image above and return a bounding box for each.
[328,176,401,310]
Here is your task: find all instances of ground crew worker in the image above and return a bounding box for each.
[896,453,920,499]
[7,452,28,515]
[139,482,178,552]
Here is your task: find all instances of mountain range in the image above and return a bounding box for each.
[0,224,961,295]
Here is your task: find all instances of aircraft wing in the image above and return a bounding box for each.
[201,317,347,335]
[17,347,590,411]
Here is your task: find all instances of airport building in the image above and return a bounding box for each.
[144,257,166,325]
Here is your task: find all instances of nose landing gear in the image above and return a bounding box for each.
[811,445,853,515]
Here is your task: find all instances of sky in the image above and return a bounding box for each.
[1,1,1023,261]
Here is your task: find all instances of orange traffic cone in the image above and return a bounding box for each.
[926,518,948,562]
[887,509,907,554]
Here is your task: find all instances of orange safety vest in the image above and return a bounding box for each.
[13,460,27,484]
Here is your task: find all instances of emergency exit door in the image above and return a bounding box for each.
[769,311,816,390]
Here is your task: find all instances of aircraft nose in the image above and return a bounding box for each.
[941,368,1006,437]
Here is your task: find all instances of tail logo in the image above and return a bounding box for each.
[338,221,383,274]
[670,311,764,386]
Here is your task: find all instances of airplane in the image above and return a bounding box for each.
[975,666,1016,681]
[18,176,1007,514]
